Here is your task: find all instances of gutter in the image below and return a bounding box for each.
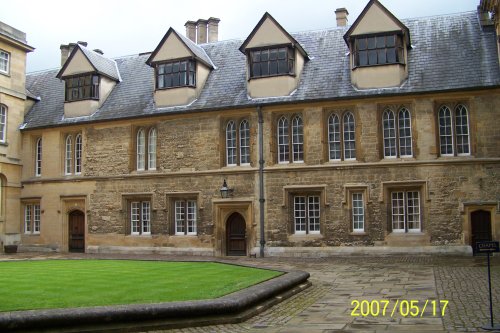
[257,106,266,258]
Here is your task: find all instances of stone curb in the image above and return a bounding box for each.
[0,266,310,332]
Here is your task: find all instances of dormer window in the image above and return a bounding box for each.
[249,46,294,78]
[156,59,196,89]
[354,34,404,67]
[65,74,100,102]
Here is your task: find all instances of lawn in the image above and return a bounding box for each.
[0,260,282,312]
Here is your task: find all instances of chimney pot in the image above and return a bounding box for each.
[77,41,88,47]
[196,19,208,44]
[60,42,77,67]
[335,8,349,27]
[93,49,104,55]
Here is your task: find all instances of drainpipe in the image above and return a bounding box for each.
[257,106,266,258]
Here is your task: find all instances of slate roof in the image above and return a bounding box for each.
[25,11,500,130]
[56,44,121,81]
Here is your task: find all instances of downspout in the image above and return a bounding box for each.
[257,106,266,258]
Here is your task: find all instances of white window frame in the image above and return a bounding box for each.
[343,112,356,161]
[382,107,413,158]
[328,113,341,161]
[0,104,6,143]
[239,120,250,166]
[175,199,197,236]
[352,192,365,232]
[64,135,72,175]
[35,138,42,177]
[291,115,304,163]
[293,195,320,235]
[148,128,157,170]
[226,121,237,166]
[391,190,421,233]
[438,106,454,156]
[454,104,470,156]
[130,201,151,235]
[24,203,41,234]
[278,116,289,164]
[136,129,145,171]
[0,50,9,75]
[75,134,82,174]
[382,109,397,158]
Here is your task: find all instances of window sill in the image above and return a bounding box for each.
[129,234,152,237]
[352,62,405,70]
[248,73,296,81]
[64,98,99,103]
[174,234,198,237]
[289,233,323,241]
[350,231,367,236]
[0,141,8,147]
[0,71,10,77]
[24,233,40,236]
[156,85,196,91]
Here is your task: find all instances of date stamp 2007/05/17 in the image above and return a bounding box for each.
[351,300,448,318]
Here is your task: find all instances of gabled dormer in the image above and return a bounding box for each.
[56,43,121,118]
[344,0,411,89]
[146,28,215,108]
[239,12,309,98]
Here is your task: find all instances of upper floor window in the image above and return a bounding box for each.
[64,134,83,175]
[136,127,157,171]
[438,104,470,156]
[0,104,6,142]
[278,115,303,163]
[65,74,99,102]
[24,203,41,234]
[293,194,320,235]
[354,34,404,67]
[0,50,9,75]
[156,59,196,89]
[249,46,294,78]
[328,112,356,161]
[35,138,42,177]
[382,107,412,158]
[225,120,251,166]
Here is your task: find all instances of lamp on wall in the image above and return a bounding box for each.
[220,179,234,198]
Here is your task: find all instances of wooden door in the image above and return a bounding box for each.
[226,213,246,256]
[471,210,492,254]
[69,210,85,252]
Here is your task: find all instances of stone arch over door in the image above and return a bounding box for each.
[226,212,246,256]
[471,210,492,254]
[68,210,85,252]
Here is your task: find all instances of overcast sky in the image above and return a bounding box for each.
[2,0,477,73]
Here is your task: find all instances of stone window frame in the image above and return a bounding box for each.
[122,193,154,236]
[63,132,83,176]
[342,184,370,234]
[0,49,10,75]
[276,113,304,164]
[282,185,329,236]
[380,180,430,234]
[223,118,251,167]
[325,110,357,162]
[22,198,42,235]
[134,126,157,172]
[436,102,472,157]
[166,192,202,236]
[379,104,414,159]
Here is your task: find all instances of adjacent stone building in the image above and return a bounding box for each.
[2,0,500,256]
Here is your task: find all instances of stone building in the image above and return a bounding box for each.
[2,0,499,256]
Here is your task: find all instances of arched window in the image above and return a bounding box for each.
[0,104,6,143]
[226,121,237,166]
[277,116,289,163]
[292,115,304,162]
[328,114,341,161]
[75,134,82,174]
[438,106,453,156]
[136,129,145,171]
[239,120,250,165]
[382,109,396,158]
[343,112,356,160]
[148,128,157,170]
[35,138,42,176]
[65,135,72,175]
[455,104,470,155]
[398,107,412,157]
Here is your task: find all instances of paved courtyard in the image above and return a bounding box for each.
[1,253,499,333]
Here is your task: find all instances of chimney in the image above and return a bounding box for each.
[185,21,197,43]
[207,17,220,43]
[196,19,208,44]
[477,5,493,27]
[60,42,77,67]
[93,49,104,55]
[335,8,349,27]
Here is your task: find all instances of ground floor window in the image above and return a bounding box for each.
[130,201,151,235]
[174,200,197,235]
[391,191,421,232]
[293,195,320,234]
[352,192,365,232]
[24,203,41,234]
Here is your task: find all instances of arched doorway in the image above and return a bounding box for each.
[471,210,492,254]
[226,212,246,256]
[69,210,85,252]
